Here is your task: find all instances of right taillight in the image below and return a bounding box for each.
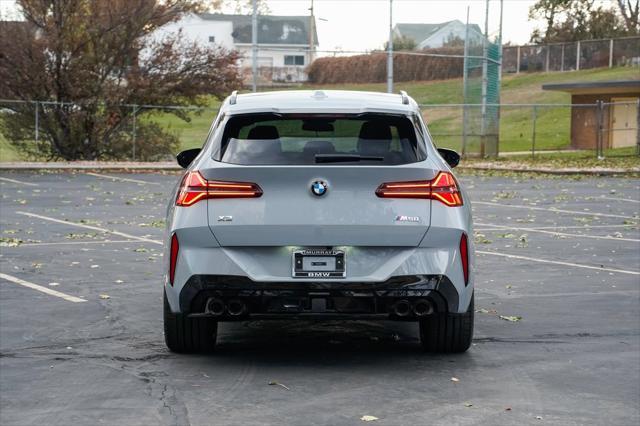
[460,233,469,286]
[375,171,463,206]
[176,171,262,206]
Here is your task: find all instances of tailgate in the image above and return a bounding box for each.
[202,164,436,247]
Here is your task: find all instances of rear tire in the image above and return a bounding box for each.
[419,293,474,353]
[164,290,217,353]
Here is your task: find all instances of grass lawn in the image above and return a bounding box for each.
[1,67,638,160]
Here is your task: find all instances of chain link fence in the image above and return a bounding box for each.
[503,36,640,73]
[423,101,640,158]
[0,99,220,162]
[1,99,638,161]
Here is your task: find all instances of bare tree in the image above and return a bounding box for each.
[617,0,640,33]
[0,0,242,160]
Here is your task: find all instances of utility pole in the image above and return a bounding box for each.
[387,0,393,94]
[309,0,315,66]
[251,0,258,92]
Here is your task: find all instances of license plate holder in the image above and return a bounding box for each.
[293,249,345,278]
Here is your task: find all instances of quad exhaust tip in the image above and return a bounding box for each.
[392,300,412,317]
[412,299,433,317]
[227,299,248,316]
[205,298,225,316]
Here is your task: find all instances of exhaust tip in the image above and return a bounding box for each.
[413,299,433,317]
[205,298,225,316]
[227,299,247,316]
[392,300,411,317]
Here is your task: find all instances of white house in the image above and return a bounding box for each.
[394,20,483,49]
[152,13,318,84]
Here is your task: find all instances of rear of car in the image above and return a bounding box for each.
[163,90,474,353]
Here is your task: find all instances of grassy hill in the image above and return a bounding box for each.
[1,66,638,161]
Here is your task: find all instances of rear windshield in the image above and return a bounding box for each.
[212,113,426,165]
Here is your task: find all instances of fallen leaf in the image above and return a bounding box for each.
[99,294,110,300]
[360,415,379,422]
[268,381,290,390]
[499,315,522,322]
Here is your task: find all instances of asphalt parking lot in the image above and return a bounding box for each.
[0,170,638,426]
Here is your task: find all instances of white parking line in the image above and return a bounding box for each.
[475,222,640,242]
[473,201,638,220]
[0,177,38,187]
[16,211,162,245]
[20,240,141,247]
[85,172,161,186]
[0,273,87,303]
[477,250,640,275]
[597,196,640,204]
[476,224,638,231]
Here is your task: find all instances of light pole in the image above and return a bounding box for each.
[387,0,393,93]
[251,0,258,92]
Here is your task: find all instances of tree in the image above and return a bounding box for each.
[528,0,572,43]
[528,0,634,43]
[0,0,242,160]
[384,34,417,51]
[617,0,640,34]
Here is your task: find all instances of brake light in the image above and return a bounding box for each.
[169,233,179,286]
[460,233,469,286]
[375,171,463,206]
[176,171,262,206]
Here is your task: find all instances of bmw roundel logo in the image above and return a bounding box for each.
[311,180,328,197]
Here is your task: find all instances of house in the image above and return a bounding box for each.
[152,13,318,84]
[542,80,640,149]
[393,20,483,49]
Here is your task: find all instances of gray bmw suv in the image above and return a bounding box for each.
[164,90,475,353]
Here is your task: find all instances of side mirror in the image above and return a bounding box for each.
[437,148,460,168]
[176,148,201,169]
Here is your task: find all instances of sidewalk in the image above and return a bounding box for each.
[459,160,639,175]
[0,160,638,175]
[0,161,181,171]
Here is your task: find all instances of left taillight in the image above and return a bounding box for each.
[169,232,179,286]
[375,171,463,207]
[176,171,262,207]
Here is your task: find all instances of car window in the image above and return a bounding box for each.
[213,113,426,166]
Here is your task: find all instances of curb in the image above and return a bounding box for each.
[458,165,640,176]
[0,162,182,172]
[0,162,638,176]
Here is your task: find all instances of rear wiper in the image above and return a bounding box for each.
[315,154,384,163]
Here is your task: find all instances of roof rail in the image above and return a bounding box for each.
[229,90,238,105]
[399,90,409,105]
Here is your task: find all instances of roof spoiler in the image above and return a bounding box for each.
[229,90,238,105]
[399,90,409,105]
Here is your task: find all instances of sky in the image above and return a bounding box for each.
[0,0,565,51]
[265,0,540,52]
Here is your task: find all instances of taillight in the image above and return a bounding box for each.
[169,233,179,286]
[375,171,463,206]
[460,233,469,286]
[176,171,262,206]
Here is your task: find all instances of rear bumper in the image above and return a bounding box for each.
[178,274,459,320]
